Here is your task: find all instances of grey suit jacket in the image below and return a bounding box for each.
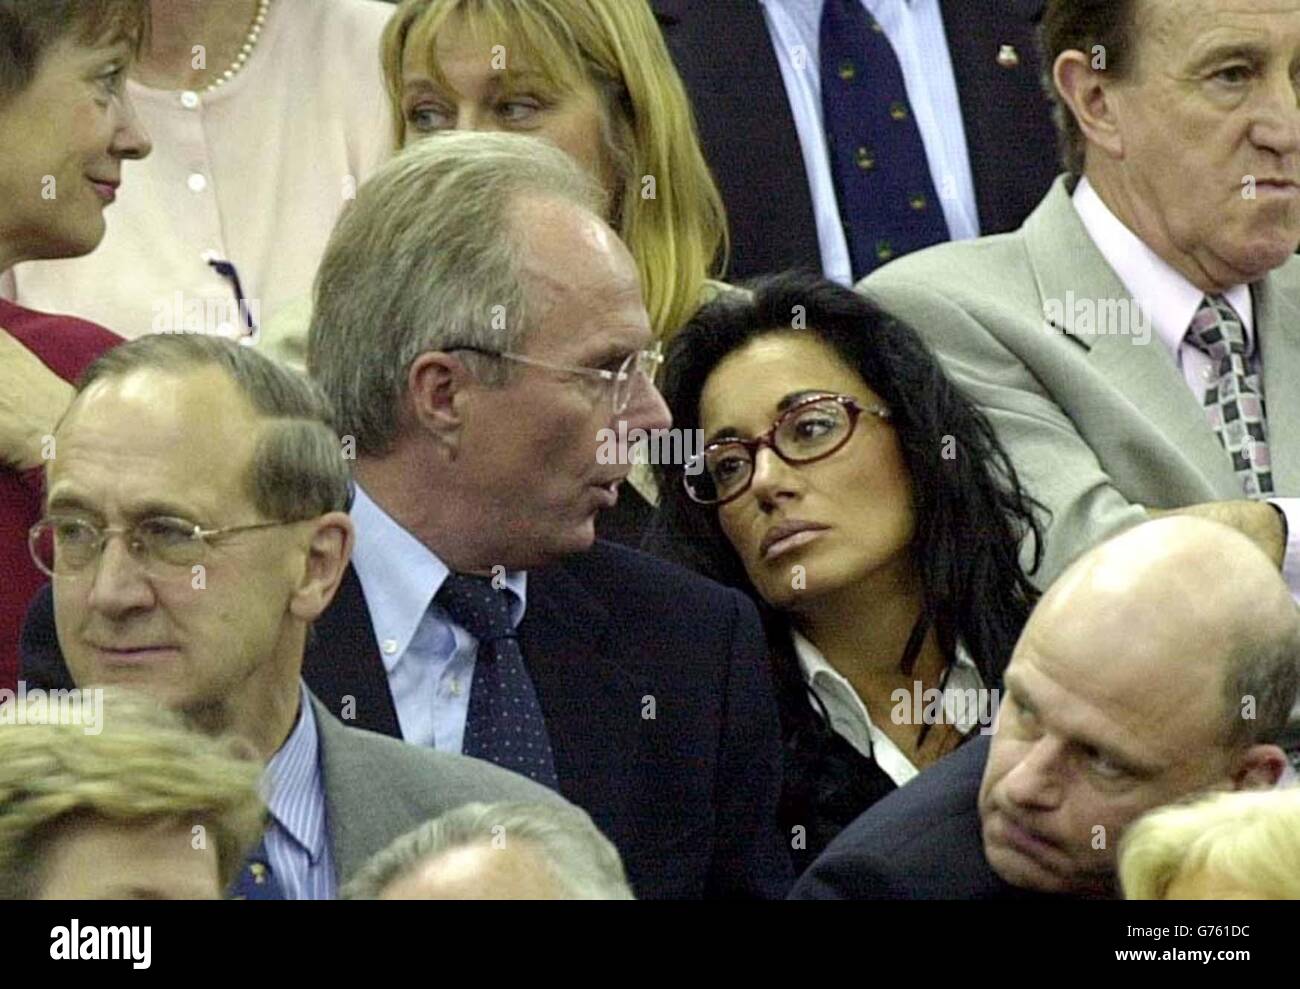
[312,696,566,885]
[857,175,1300,587]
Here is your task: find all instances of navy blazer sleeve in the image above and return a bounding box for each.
[709,586,793,898]
[19,584,71,690]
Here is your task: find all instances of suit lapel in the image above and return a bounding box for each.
[519,561,638,821]
[303,565,402,738]
[1255,277,1300,493]
[1024,179,1242,494]
[313,695,366,883]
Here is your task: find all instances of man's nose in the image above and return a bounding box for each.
[999,736,1068,810]
[623,377,672,435]
[85,535,157,617]
[1251,71,1300,160]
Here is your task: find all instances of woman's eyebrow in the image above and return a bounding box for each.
[776,389,829,412]
[705,390,834,445]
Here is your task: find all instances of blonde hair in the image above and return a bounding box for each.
[381,0,729,340]
[0,688,266,898]
[1119,787,1300,900]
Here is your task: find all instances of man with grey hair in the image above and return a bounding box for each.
[299,131,791,899]
[342,801,634,900]
[18,333,568,899]
[854,0,1300,596]
[794,516,1300,899]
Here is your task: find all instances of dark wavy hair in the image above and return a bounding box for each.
[647,272,1044,855]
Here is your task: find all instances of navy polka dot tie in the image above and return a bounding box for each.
[435,573,559,790]
[820,0,949,279]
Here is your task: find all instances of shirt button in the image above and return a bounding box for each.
[449,678,462,696]
[187,173,208,193]
[381,638,397,655]
[180,90,200,109]
[1201,366,1214,381]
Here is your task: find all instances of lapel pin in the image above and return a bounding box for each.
[997,44,1020,69]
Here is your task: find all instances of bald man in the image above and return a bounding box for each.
[340,802,634,900]
[790,517,1300,899]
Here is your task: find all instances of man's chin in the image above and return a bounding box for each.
[984,838,1072,895]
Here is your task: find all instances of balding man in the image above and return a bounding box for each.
[19,334,563,899]
[791,517,1300,899]
[856,0,1300,592]
[341,802,634,900]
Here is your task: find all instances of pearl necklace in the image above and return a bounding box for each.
[203,0,272,93]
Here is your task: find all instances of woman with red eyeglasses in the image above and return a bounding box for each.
[648,270,1044,875]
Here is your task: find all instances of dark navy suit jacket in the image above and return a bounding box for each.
[790,733,1058,899]
[651,0,1060,281]
[22,539,792,900]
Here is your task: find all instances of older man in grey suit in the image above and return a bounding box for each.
[856,0,1300,593]
[29,332,562,899]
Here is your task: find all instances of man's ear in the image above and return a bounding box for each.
[1053,48,1125,162]
[407,351,474,457]
[1229,743,1288,790]
[289,511,354,623]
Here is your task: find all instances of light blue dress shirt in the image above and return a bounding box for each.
[758,0,981,285]
[349,484,528,753]
[262,682,335,900]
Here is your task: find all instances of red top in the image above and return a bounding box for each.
[0,299,121,688]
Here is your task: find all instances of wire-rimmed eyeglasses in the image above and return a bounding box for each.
[29,515,298,579]
[446,343,664,415]
[684,393,891,506]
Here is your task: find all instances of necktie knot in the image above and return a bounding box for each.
[1185,294,1247,362]
[435,573,517,646]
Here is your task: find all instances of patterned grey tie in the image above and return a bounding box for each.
[434,573,559,789]
[1184,294,1274,498]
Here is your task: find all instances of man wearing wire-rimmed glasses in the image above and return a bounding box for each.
[297,131,792,899]
[20,332,572,900]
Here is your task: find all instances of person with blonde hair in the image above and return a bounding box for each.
[1120,788,1300,901]
[0,687,265,900]
[381,0,727,343]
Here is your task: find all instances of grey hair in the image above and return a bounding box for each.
[74,334,351,520]
[1220,615,1300,750]
[307,131,606,457]
[340,801,635,900]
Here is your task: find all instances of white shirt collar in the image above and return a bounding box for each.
[1071,176,1254,359]
[349,484,527,672]
[791,629,988,787]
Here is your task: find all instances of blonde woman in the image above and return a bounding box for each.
[1120,788,1300,900]
[383,0,728,341]
[373,0,730,542]
[0,688,265,900]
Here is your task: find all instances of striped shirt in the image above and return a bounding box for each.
[263,684,336,900]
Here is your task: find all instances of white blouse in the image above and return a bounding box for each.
[2,0,394,341]
[792,629,992,786]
